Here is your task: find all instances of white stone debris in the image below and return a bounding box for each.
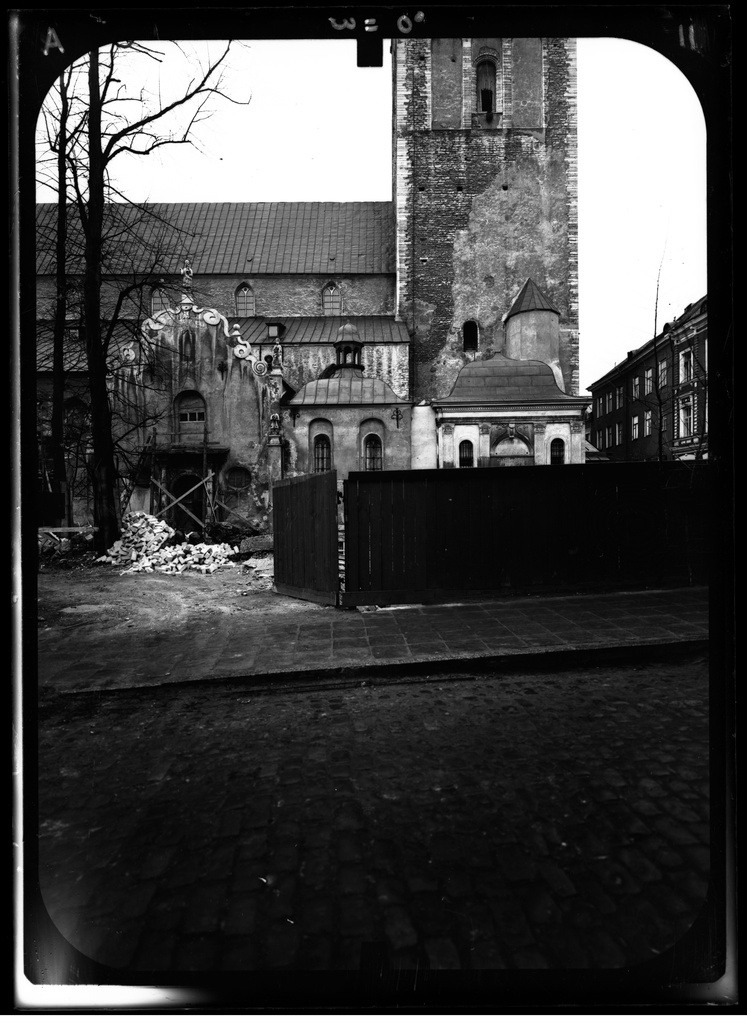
[95,510,239,575]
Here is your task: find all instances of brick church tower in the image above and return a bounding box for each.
[393,37,579,402]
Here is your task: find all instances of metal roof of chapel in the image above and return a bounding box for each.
[36,202,395,277]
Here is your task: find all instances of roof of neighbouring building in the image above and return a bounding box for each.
[231,316,409,348]
[36,202,395,277]
[438,353,580,406]
[290,368,406,407]
[504,278,560,322]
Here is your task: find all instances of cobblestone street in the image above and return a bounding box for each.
[31,649,714,1005]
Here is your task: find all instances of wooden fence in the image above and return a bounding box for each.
[272,463,710,608]
[272,471,340,605]
[340,463,710,607]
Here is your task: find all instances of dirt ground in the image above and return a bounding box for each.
[35,551,313,638]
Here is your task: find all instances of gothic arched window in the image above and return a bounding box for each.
[322,283,342,315]
[235,284,255,317]
[151,288,170,316]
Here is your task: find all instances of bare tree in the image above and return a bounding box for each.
[38,40,249,551]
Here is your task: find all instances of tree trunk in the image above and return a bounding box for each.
[84,48,120,553]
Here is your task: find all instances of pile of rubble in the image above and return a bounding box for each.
[95,511,240,575]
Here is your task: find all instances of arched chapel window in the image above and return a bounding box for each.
[314,434,332,473]
[550,438,565,465]
[459,440,474,468]
[364,434,383,471]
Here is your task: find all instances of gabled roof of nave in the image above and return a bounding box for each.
[36,202,395,277]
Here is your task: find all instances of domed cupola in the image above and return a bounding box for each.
[334,321,364,371]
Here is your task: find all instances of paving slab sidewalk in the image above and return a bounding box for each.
[37,586,709,695]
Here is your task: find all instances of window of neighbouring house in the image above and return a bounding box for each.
[597,430,603,449]
[322,283,342,315]
[644,410,652,436]
[615,422,623,445]
[604,392,613,415]
[631,414,639,440]
[550,438,565,465]
[644,368,653,395]
[680,349,693,383]
[364,434,383,471]
[314,434,332,472]
[605,426,613,448]
[658,359,668,388]
[679,397,693,437]
[615,386,623,409]
[632,377,640,400]
[235,284,255,317]
[459,439,474,467]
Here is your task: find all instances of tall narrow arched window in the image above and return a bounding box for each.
[364,434,383,471]
[322,283,342,315]
[313,434,332,472]
[463,320,478,352]
[235,284,255,317]
[178,328,195,363]
[550,438,565,465]
[476,59,496,113]
[459,440,474,468]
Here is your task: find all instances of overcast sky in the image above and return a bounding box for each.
[36,36,708,393]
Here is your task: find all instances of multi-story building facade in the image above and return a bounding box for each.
[587,295,707,462]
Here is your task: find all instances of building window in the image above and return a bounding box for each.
[658,360,668,388]
[615,422,623,445]
[604,392,613,415]
[175,391,206,437]
[596,397,604,418]
[463,321,478,352]
[644,368,653,395]
[550,438,565,465]
[605,426,613,448]
[458,440,474,467]
[476,59,497,113]
[615,386,623,410]
[322,283,342,315]
[151,288,169,316]
[313,434,332,472]
[631,415,639,440]
[632,377,640,400]
[679,397,693,437]
[364,434,383,471]
[235,284,255,317]
[644,410,652,437]
[680,349,693,383]
[597,430,604,449]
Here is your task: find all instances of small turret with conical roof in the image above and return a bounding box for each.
[503,278,565,391]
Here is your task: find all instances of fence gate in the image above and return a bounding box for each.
[272,471,340,605]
